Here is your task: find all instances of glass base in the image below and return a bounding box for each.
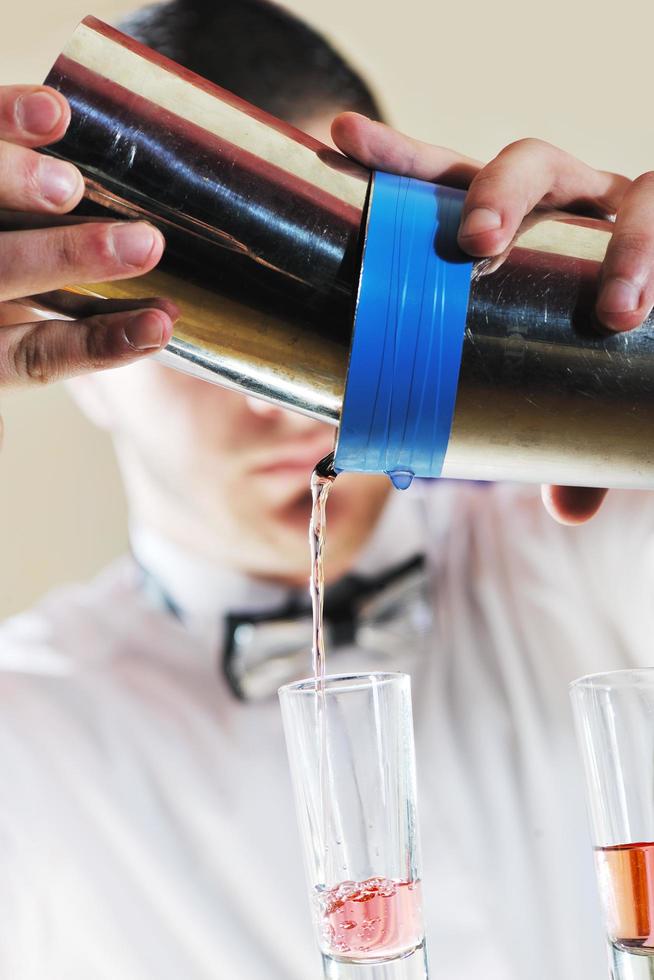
[322,942,429,979]
[611,944,654,979]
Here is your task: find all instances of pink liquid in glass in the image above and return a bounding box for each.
[316,876,424,961]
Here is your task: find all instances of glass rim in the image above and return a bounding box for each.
[278,671,409,698]
[569,667,654,692]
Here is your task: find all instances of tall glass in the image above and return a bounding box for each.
[279,672,428,979]
[571,669,654,979]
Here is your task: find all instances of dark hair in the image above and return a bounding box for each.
[117,0,382,125]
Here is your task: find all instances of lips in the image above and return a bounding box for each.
[253,443,335,476]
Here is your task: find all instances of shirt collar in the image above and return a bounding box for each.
[129,483,431,650]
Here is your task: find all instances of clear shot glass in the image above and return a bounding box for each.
[571,669,654,979]
[279,673,428,979]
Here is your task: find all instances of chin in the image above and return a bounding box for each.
[282,501,360,579]
[220,473,389,584]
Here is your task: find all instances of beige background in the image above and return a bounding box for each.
[0,0,653,617]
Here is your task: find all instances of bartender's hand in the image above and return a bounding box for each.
[333,112,654,524]
[0,85,174,391]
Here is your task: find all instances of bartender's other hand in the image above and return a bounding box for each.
[0,85,175,390]
[332,112,654,525]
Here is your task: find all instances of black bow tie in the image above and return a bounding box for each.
[222,554,430,700]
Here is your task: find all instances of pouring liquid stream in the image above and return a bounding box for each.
[310,452,337,691]
[309,452,337,915]
[308,455,424,961]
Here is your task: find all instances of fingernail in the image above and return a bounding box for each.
[599,277,640,314]
[16,91,63,135]
[110,223,159,267]
[459,207,503,239]
[123,310,167,351]
[37,157,82,207]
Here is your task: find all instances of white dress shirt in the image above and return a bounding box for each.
[1,481,652,979]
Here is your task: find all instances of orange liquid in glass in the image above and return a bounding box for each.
[596,842,654,950]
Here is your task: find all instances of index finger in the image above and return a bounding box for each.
[331,112,481,188]
[0,85,70,148]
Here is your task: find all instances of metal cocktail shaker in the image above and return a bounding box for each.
[34,16,654,489]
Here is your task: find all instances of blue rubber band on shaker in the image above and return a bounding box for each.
[334,171,473,482]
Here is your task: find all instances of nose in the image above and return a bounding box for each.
[244,395,322,432]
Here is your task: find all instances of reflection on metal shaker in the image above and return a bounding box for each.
[32,16,654,489]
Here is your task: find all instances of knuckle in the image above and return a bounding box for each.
[11,326,57,384]
[0,90,18,134]
[472,138,557,197]
[8,319,110,385]
[55,225,114,275]
[22,153,42,202]
[610,230,654,263]
[86,224,116,266]
[603,169,628,187]
[506,137,557,162]
[502,137,564,183]
[56,226,83,271]
[596,171,628,217]
[632,171,654,190]
[83,320,109,368]
[509,136,548,153]
[468,168,504,197]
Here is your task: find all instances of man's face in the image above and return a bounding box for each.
[72,112,390,586]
